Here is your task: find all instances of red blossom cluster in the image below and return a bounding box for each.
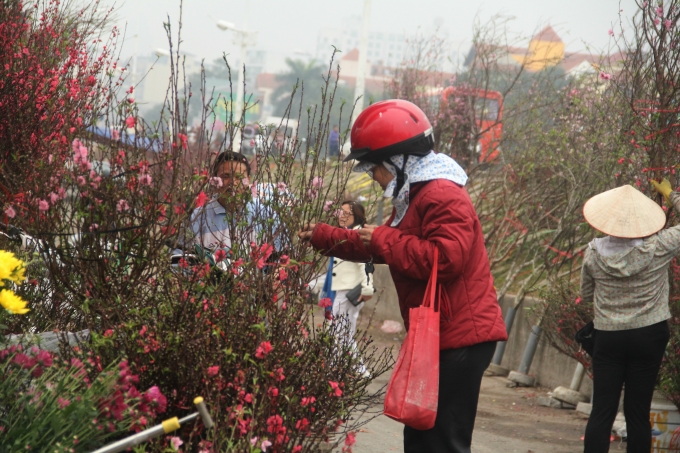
[1,346,166,435]
[255,341,273,359]
[98,359,167,431]
[0,344,52,377]
[0,0,119,221]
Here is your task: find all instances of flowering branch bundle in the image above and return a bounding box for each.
[0,0,119,223]
[0,347,167,451]
[0,3,393,451]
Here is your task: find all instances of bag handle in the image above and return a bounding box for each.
[422,247,439,312]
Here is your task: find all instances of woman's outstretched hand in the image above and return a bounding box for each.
[358,225,378,246]
[297,223,316,243]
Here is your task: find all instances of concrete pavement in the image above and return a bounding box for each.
[351,375,592,453]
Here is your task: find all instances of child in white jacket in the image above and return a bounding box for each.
[331,201,374,339]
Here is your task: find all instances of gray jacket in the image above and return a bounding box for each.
[581,193,680,331]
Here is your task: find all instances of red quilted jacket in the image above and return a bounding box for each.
[310,179,508,350]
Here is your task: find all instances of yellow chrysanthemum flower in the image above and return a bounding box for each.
[0,289,29,314]
[0,251,25,283]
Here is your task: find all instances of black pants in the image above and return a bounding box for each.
[403,341,496,453]
[584,321,669,453]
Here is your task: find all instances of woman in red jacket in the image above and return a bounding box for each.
[299,100,507,453]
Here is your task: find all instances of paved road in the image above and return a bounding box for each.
[339,310,594,452]
[352,375,593,453]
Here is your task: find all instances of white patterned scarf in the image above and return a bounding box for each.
[353,151,468,226]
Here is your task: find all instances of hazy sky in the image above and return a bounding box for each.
[103,0,637,71]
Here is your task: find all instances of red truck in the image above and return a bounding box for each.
[430,86,504,164]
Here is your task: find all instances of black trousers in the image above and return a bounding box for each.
[403,341,496,453]
[584,321,669,453]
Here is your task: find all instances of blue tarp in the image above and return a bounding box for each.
[87,126,163,153]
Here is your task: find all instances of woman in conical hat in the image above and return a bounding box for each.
[581,180,676,453]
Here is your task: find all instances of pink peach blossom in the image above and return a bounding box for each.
[116,199,130,212]
[138,174,152,186]
[170,436,183,451]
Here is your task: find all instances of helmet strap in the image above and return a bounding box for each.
[393,155,409,200]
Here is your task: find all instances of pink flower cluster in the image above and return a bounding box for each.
[72,139,92,170]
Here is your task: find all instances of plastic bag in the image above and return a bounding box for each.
[383,248,440,430]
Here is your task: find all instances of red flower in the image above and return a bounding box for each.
[278,268,288,281]
[195,191,209,208]
[268,386,279,397]
[318,298,332,308]
[34,349,53,368]
[256,243,275,269]
[266,415,284,434]
[125,116,136,128]
[301,396,316,407]
[270,367,285,381]
[57,397,71,409]
[143,386,167,414]
[214,249,227,263]
[295,418,310,432]
[177,133,188,149]
[345,432,356,446]
[207,365,220,377]
[255,341,273,359]
[13,353,36,370]
[329,381,343,397]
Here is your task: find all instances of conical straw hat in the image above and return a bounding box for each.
[583,185,666,238]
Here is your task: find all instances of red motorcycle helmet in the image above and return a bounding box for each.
[344,99,434,163]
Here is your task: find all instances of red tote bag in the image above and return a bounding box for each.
[383,247,440,430]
